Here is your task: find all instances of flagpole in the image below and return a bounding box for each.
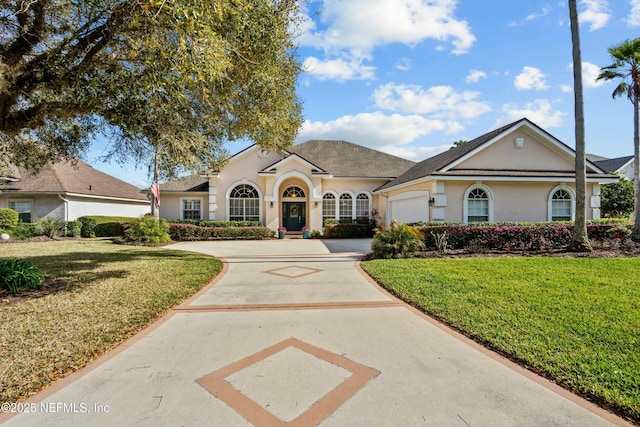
[151,146,160,218]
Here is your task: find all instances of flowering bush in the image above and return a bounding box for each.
[416,222,632,252]
[301,226,309,231]
[278,226,287,232]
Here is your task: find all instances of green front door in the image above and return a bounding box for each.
[283,202,305,231]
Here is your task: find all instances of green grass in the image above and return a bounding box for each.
[0,239,222,405]
[361,257,640,422]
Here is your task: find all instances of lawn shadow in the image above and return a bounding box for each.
[15,248,200,291]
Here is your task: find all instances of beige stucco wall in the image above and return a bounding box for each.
[160,193,209,220]
[454,130,574,171]
[379,179,600,224]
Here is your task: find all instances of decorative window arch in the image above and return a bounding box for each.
[228,183,261,222]
[355,192,371,218]
[283,186,305,198]
[322,192,337,224]
[548,185,575,222]
[339,192,353,220]
[463,184,494,223]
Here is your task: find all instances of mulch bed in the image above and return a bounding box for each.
[0,278,68,307]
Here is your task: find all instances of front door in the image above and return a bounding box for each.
[283,202,305,231]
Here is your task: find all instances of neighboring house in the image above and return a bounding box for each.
[592,155,634,180]
[0,160,150,222]
[157,118,618,230]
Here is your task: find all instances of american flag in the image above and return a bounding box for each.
[150,181,160,209]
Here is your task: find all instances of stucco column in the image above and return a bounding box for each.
[208,180,217,220]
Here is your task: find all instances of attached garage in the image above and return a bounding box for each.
[388,191,429,224]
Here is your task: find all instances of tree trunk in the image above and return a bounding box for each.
[567,0,592,252]
[632,90,640,240]
[151,148,160,219]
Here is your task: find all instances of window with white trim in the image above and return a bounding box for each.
[551,189,572,221]
[339,193,353,220]
[229,184,260,221]
[283,186,305,198]
[322,193,336,223]
[355,193,370,218]
[467,188,489,223]
[182,198,202,220]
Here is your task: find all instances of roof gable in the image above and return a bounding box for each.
[376,118,607,191]
[260,153,328,175]
[0,160,148,201]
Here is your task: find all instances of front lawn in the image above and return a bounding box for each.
[361,257,640,422]
[0,239,222,405]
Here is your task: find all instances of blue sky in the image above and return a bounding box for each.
[88,0,640,188]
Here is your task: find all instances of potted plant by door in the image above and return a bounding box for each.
[302,226,310,239]
[277,226,287,239]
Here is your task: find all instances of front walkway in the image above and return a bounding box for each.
[0,239,631,426]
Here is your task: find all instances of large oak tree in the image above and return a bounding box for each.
[0,0,303,177]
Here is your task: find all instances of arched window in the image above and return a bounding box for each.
[322,193,336,223]
[283,186,305,198]
[339,193,353,220]
[464,185,492,223]
[355,193,371,218]
[550,188,573,221]
[229,184,260,221]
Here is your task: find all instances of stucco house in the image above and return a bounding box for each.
[157,118,618,230]
[0,160,150,222]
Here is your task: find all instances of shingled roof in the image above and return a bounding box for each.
[593,155,633,174]
[0,160,148,201]
[159,174,208,192]
[290,140,415,178]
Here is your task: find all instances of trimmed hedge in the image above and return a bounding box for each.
[169,223,274,240]
[323,223,372,238]
[167,219,262,228]
[416,222,632,252]
[78,216,141,237]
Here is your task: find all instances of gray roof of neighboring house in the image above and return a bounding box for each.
[0,160,148,201]
[290,140,415,178]
[593,155,633,174]
[159,174,209,192]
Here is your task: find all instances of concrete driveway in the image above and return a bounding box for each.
[0,239,631,427]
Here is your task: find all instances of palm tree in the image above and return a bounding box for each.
[567,0,592,252]
[597,38,640,241]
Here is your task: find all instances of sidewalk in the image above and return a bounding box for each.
[1,239,631,426]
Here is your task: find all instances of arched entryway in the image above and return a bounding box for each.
[282,185,307,231]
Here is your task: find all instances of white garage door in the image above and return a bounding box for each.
[389,195,429,224]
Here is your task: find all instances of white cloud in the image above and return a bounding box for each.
[296,112,458,148]
[395,57,411,71]
[302,56,376,81]
[466,69,487,84]
[581,61,606,88]
[496,99,567,129]
[629,0,640,26]
[561,84,573,93]
[579,0,610,31]
[299,0,476,55]
[372,83,491,120]
[526,6,551,21]
[514,66,550,91]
